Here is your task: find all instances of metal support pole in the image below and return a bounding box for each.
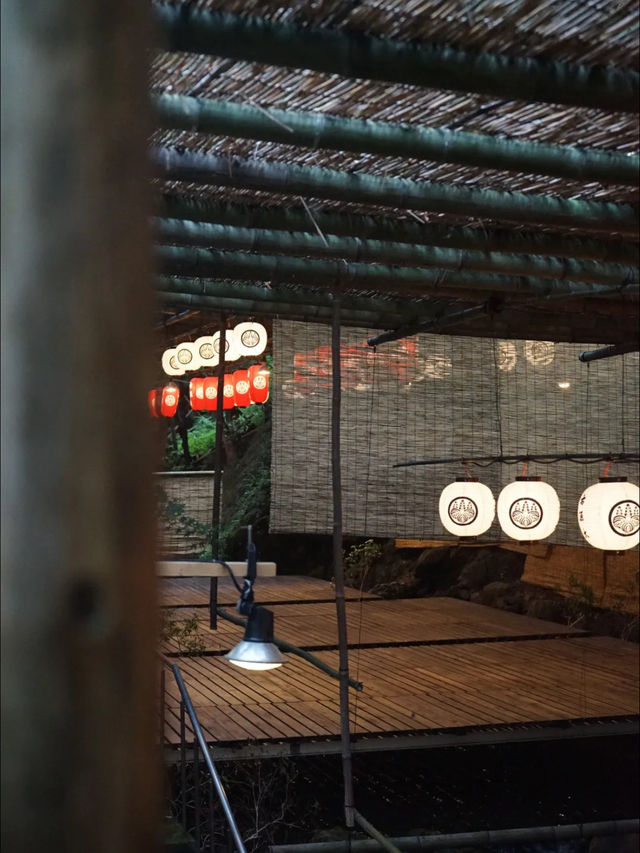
[579,341,639,362]
[354,811,403,853]
[331,289,356,829]
[209,577,218,630]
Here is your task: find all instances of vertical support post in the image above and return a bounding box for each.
[331,289,356,829]
[1,2,157,852]
[209,779,216,853]
[209,577,218,629]
[211,316,227,556]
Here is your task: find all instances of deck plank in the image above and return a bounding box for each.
[160,578,639,749]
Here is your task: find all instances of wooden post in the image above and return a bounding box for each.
[1,3,158,852]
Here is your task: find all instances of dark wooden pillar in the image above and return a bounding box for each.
[1,3,158,851]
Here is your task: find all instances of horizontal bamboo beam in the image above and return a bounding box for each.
[154,94,640,186]
[156,245,632,300]
[153,4,639,113]
[156,275,428,320]
[161,197,640,265]
[153,147,639,235]
[156,290,638,344]
[155,219,638,287]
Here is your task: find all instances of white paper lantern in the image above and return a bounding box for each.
[578,478,639,551]
[194,335,218,369]
[174,341,198,373]
[211,330,240,362]
[234,322,268,357]
[497,477,560,541]
[161,347,184,376]
[439,479,496,537]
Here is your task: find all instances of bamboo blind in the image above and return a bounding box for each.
[155,472,216,556]
[270,321,639,546]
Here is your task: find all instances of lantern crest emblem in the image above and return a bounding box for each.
[609,501,640,537]
[448,498,478,526]
[509,498,542,530]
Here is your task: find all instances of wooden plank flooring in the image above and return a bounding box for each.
[161,576,639,750]
[159,575,378,607]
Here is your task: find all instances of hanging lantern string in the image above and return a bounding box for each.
[520,461,529,477]
[602,461,612,478]
[462,462,474,479]
[393,452,640,469]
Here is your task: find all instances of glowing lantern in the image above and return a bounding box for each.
[212,330,239,363]
[162,347,184,377]
[148,389,160,418]
[189,378,205,411]
[233,369,252,408]
[194,335,217,369]
[439,478,495,537]
[222,374,235,410]
[202,377,218,411]
[497,477,560,541]
[578,478,639,551]
[174,341,198,373]
[248,363,270,404]
[161,383,180,418]
[234,322,268,357]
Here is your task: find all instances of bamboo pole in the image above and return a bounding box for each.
[152,3,639,112]
[156,291,638,344]
[156,245,630,300]
[331,290,356,830]
[154,94,639,186]
[153,147,639,235]
[155,219,638,287]
[1,2,157,852]
[269,819,640,853]
[160,197,640,265]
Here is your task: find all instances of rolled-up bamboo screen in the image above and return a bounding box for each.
[270,321,639,546]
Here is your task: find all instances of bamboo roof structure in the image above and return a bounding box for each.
[150,0,639,345]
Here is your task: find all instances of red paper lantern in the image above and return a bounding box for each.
[148,389,160,418]
[161,383,180,417]
[233,369,251,408]
[189,377,205,411]
[202,376,218,411]
[222,374,235,410]
[248,364,270,404]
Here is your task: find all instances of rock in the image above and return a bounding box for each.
[525,596,565,623]
[478,580,524,613]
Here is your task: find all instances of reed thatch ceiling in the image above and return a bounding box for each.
[150,0,639,348]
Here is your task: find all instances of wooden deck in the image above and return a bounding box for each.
[160,576,639,759]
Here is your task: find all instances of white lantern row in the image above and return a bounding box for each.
[162,322,267,376]
[438,476,639,551]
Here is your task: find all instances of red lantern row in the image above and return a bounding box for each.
[148,383,180,418]
[189,365,269,411]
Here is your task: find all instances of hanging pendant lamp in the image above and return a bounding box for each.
[148,389,160,418]
[497,476,560,541]
[578,477,639,551]
[174,341,198,373]
[212,330,240,363]
[234,321,268,357]
[189,377,205,411]
[194,335,218,369]
[233,369,252,408]
[439,478,495,537]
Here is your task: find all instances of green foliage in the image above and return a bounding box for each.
[187,413,217,460]
[161,612,206,656]
[225,404,266,443]
[157,485,213,556]
[218,463,270,557]
[565,574,596,627]
[343,539,382,587]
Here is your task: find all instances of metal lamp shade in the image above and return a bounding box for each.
[438,479,495,537]
[578,478,639,551]
[225,607,287,671]
[497,477,560,541]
